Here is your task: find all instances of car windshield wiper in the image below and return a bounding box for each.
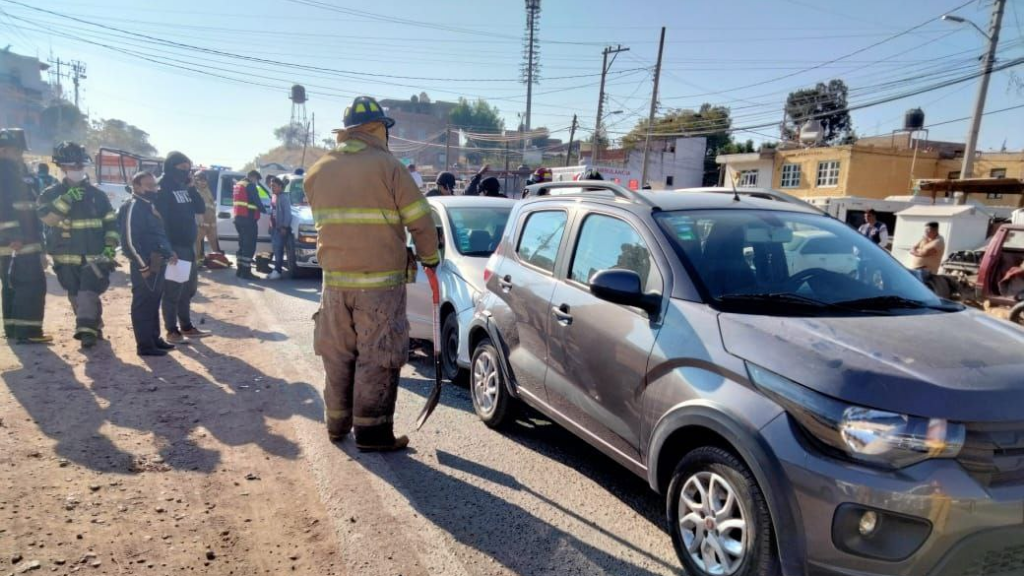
[717,292,841,310]
[836,295,957,311]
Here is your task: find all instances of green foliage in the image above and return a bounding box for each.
[782,79,853,145]
[40,102,89,145]
[449,98,504,134]
[719,139,755,154]
[85,118,157,157]
[621,104,733,152]
[274,122,307,149]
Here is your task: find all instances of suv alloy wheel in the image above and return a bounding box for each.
[667,447,779,576]
[470,337,515,427]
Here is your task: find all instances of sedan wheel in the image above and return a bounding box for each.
[679,472,747,575]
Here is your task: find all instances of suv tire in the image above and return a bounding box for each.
[441,313,466,385]
[666,446,778,576]
[470,337,515,428]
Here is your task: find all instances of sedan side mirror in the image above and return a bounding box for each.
[590,269,661,316]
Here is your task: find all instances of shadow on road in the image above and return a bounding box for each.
[352,448,667,576]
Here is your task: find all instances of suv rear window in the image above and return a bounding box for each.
[517,211,567,273]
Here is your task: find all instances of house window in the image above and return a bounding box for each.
[780,164,801,188]
[990,168,1007,178]
[665,175,674,187]
[738,170,758,188]
[947,171,961,179]
[816,161,840,187]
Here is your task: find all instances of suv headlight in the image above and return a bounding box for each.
[747,363,965,469]
[297,225,318,244]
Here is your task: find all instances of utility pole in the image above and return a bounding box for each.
[564,114,578,167]
[641,27,666,188]
[523,0,541,158]
[959,0,1006,181]
[594,44,628,164]
[47,57,87,108]
[444,124,452,170]
[70,60,86,109]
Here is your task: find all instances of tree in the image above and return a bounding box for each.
[449,98,504,133]
[274,122,307,149]
[40,102,89,146]
[782,79,853,145]
[85,118,157,157]
[622,104,735,185]
[719,139,755,154]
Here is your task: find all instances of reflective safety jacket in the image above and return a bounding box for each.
[232,180,262,221]
[0,159,44,257]
[304,130,439,290]
[37,180,119,265]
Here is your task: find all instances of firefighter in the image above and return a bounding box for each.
[0,128,51,344]
[232,170,264,280]
[528,166,552,185]
[305,95,439,451]
[37,142,119,349]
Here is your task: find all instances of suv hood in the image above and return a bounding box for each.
[292,205,313,225]
[720,309,1024,422]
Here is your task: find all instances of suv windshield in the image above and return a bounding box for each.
[447,206,511,257]
[655,209,958,315]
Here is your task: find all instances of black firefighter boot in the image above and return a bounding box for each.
[354,423,409,453]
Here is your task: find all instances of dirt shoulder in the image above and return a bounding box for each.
[1,267,340,576]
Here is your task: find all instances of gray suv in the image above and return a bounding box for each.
[467,182,1024,576]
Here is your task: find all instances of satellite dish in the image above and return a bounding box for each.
[799,119,823,146]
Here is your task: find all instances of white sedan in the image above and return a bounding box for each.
[783,230,859,276]
[407,196,515,382]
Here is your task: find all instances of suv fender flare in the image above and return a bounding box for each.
[469,313,519,398]
[647,402,804,574]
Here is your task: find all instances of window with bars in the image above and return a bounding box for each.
[816,161,840,187]
[738,170,759,187]
[780,164,801,188]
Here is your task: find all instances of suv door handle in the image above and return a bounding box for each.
[552,304,573,325]
[498,275,513,290]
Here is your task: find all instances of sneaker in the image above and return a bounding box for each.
[137,348,169,357]
[155,339,176,350]
[165,331,188,345]
[180,327,210,338]
[267,270,281,280]
[355,435,409,453]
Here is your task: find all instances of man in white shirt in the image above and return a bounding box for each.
[857,209,889,248]
[408,164,424,189]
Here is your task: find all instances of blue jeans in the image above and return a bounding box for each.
[271,227,292,273]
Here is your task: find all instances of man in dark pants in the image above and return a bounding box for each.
[119,171,177,356]
[0,128,51,344]
[232,170,264,280]
[155,151,209,344]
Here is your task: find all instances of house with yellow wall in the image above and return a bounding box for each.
[718,137,1024,207]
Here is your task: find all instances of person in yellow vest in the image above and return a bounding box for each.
[304,96,439,451]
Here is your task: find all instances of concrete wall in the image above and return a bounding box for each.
[625,137,706,189]
[722,157,774,189]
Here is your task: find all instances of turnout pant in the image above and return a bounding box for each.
[130,263,164,351]
[313,285,409,443]
[54,260,110,340]
[234,218,258,273]
[162,244,199,333]
[195,220,220,260]
[0,254,47,339]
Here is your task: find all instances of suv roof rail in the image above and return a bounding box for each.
[673,187,827,215]
[524,180,660,209]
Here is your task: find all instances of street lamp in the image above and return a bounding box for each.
[940,2,1006,184]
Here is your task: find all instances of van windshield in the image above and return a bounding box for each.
[655,209,958,315]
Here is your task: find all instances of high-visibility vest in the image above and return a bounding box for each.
[232,181,260,220]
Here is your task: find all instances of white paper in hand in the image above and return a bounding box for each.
[165,259,192,283]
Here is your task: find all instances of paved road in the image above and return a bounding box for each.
[240,274,682,576]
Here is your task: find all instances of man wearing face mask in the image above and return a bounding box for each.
[0,128,51,344]
[119,171,178,356]
[155,151,208,344]
[37,141,119,349]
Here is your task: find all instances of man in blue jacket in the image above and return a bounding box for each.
[120,171,178,356]
[155,151,209,344]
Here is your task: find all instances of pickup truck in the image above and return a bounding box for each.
[209,170,319,275]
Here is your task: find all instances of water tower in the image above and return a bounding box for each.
[290,84,308,127]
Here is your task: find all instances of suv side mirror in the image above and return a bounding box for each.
[590,269,661,316]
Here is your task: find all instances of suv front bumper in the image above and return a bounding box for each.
[760,415,1024,576]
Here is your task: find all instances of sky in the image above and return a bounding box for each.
[2,0,1023,169]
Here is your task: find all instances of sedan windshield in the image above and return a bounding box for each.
[655,209,958,315]
[446,207,512,257]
